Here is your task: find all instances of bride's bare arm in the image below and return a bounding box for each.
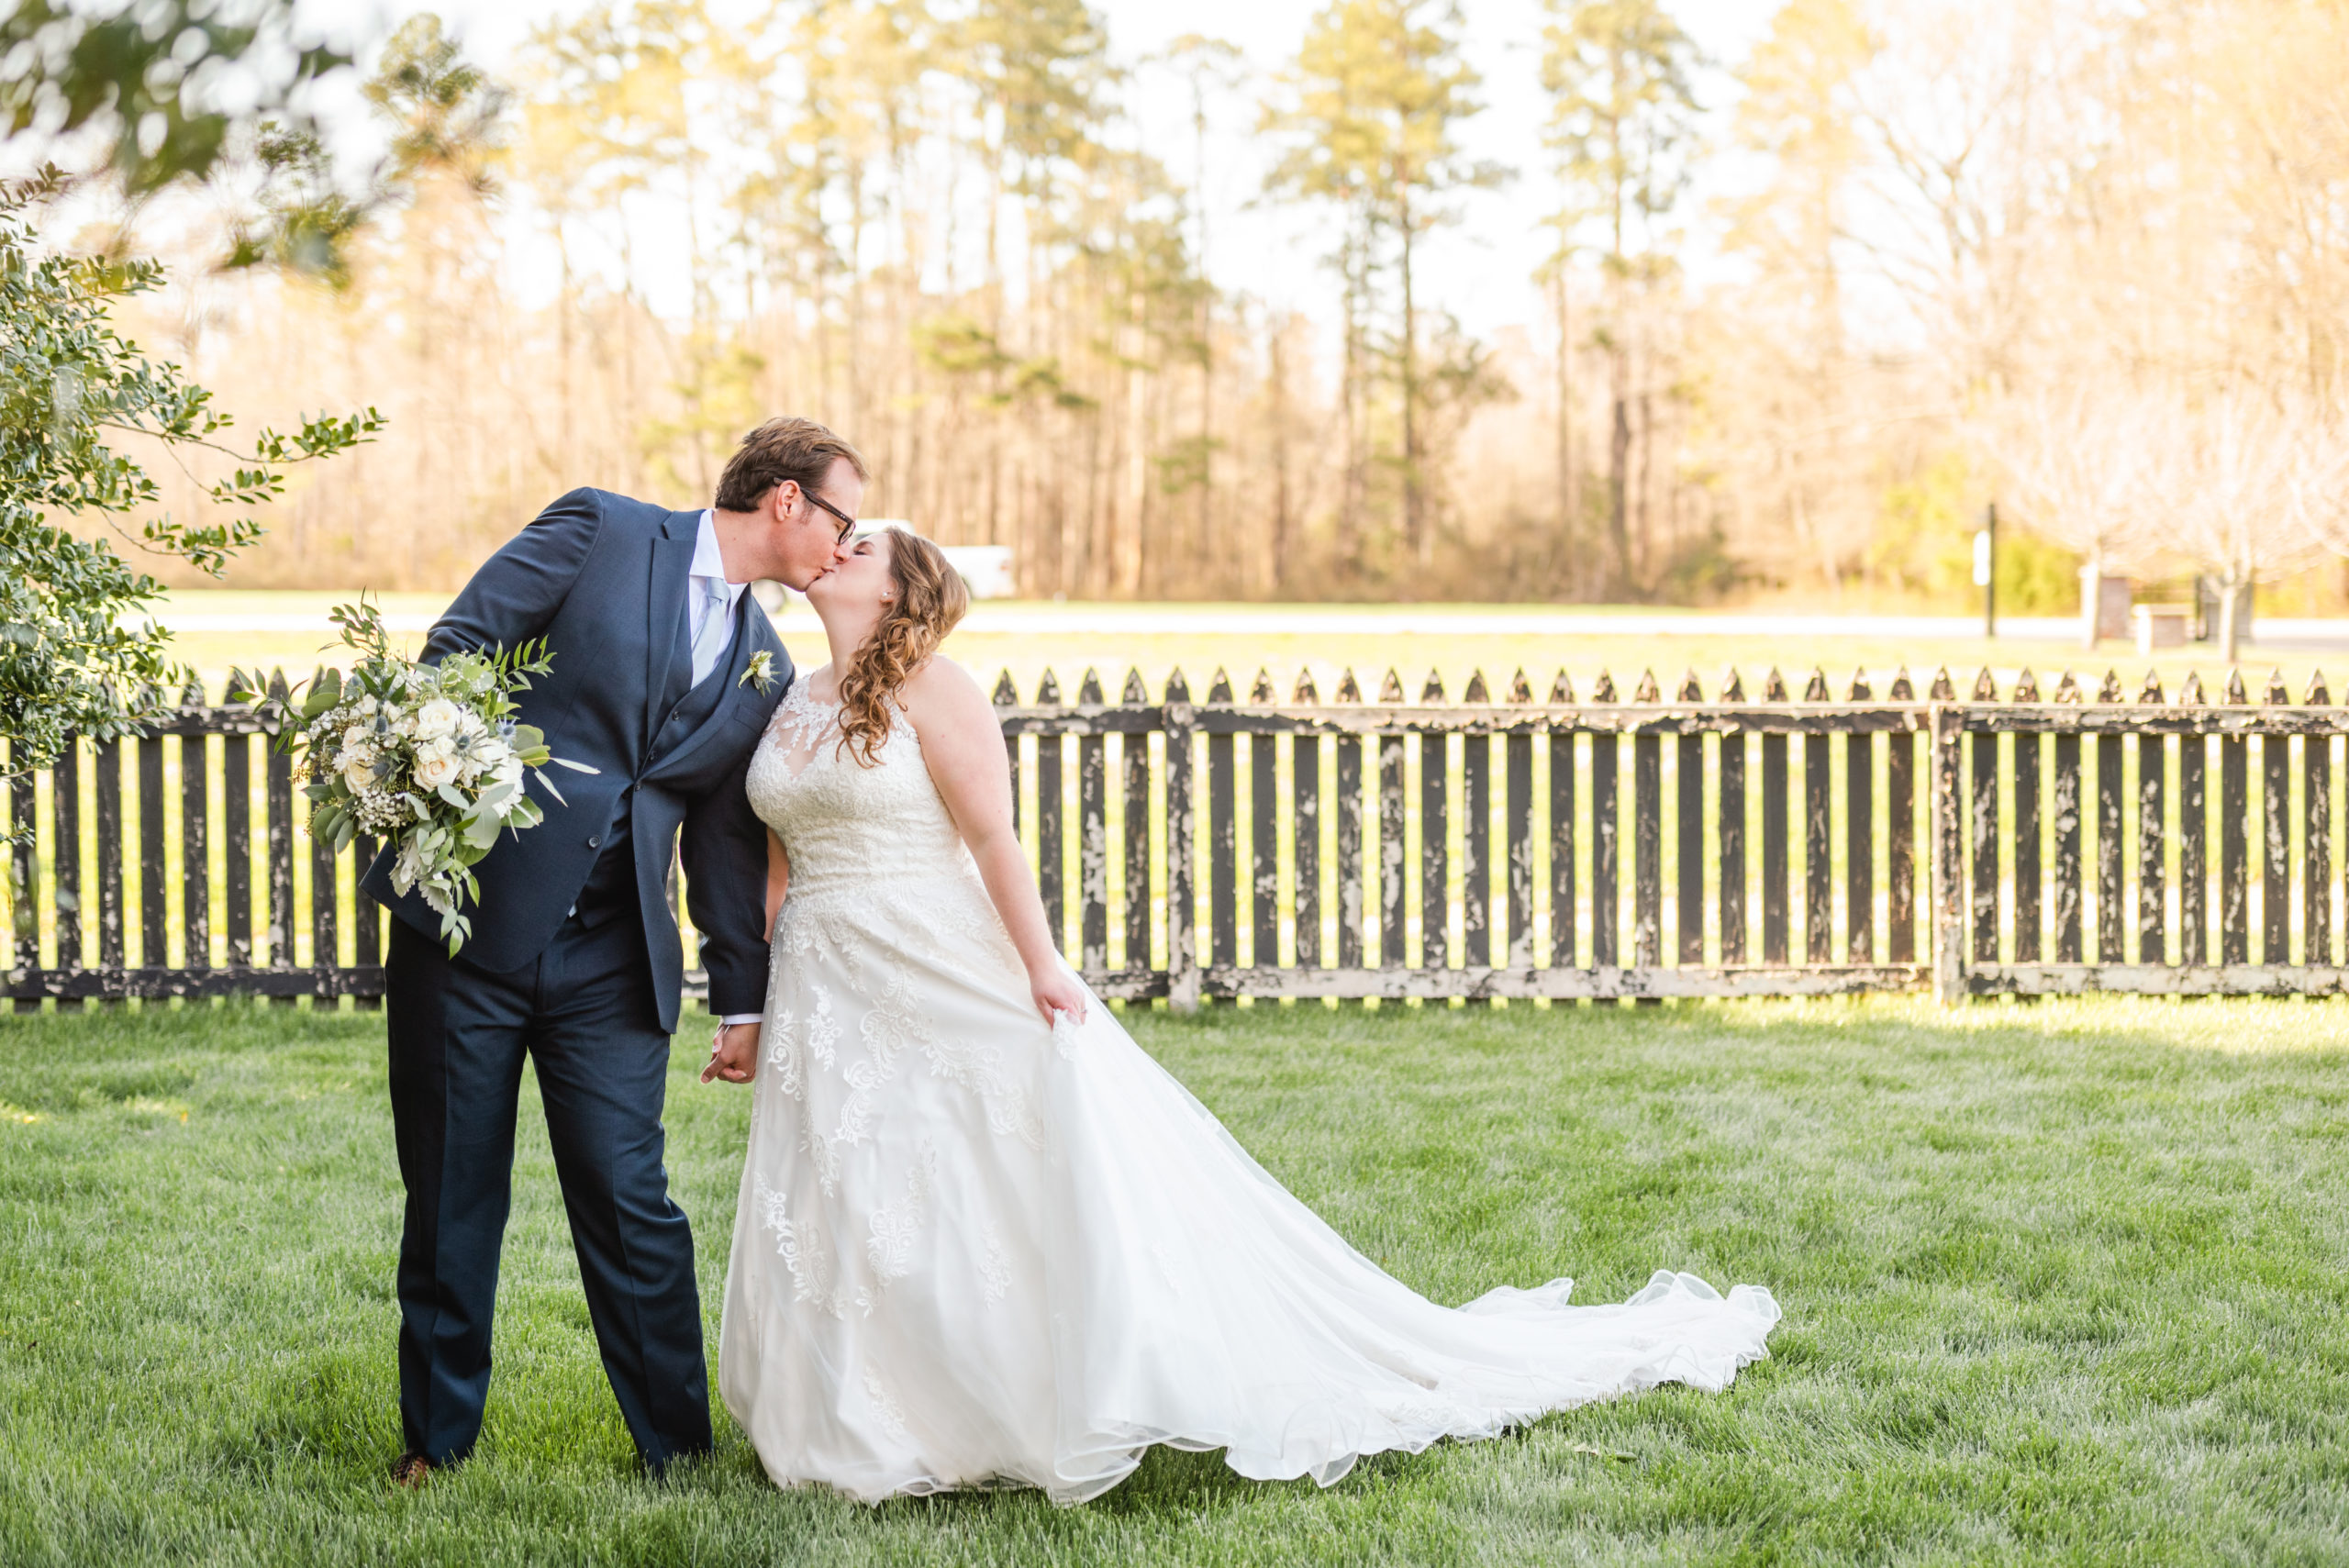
[765,827,790,940]
[902,658,1087,1024]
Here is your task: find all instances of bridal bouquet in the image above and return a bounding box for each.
[245,598,595,953]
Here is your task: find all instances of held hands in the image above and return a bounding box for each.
[702,1020,761,1084]
[1030,967,1088,1028]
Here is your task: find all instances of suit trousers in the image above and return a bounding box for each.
[384,898,713,1469]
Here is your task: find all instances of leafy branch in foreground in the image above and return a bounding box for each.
[0,169,383,778]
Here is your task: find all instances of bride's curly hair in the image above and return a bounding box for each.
[837,529,971,765]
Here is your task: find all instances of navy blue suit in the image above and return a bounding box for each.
[363,488,790,1469]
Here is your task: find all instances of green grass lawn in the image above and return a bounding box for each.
[3,997,2346,1565]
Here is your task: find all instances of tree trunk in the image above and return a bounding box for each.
[1554,263,1574,586]
[1608,389,1632,599]
[1400,183,1423,569]
[1270,314,1292,595]
[1635,390,1654,584]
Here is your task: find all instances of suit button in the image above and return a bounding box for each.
[587,835,601,848]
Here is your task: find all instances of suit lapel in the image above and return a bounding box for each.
[649,602,778,781]
[644,510,697,744]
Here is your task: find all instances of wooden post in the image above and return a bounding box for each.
[1251,670,1280,971]
[1804,669,1832,964]
[51,735,81,1005]
[1378,671,1407,970]
[1122,670,1152,976]
[1505,670,1534,968]
[2136,674,2167,964]
[993,672,1021,840]
[7,748,33,1010]
[2306,673,2332,965]
[1549,671,1576,969]
[2178,674,2209,966]
[1932,702,1966,1005]
[95,736,124,979]
[1887,669,1916,965]
[1463,671,1492,975]
[1293,672,1323,971]
[1632,671,1662,969]
[1037,670,1066,957]
[1163,670,1197,1013]
[1591,672,1620,972]
[1845,669,1874,964]
[1677,671,1705,965]
[1719,668,1748,966]
[351,831,382,1007]
[180,682,209,976]
[2263,672,2291,963]
[2221,668,2249,964]
[139,701,167,971]
[1205,668,1234,973]
[222,720,251,973]
[1420,672,1451,974]
[306,674,337,999]
[265,670,296,1003]
[1078,670,1108,974]
[1336,670,1365,971]
[1970,672,2000,965]
[2054,673,2086,962]
[2096,673,2126,962]
[2010,671,2042,962]
[1760,669,1789,964]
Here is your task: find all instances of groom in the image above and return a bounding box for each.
[363,417,865,1485]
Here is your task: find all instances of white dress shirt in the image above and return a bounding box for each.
[691,509,764,1030]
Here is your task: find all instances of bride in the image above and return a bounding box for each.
[704,528,1779,1506]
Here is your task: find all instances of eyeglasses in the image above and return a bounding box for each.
[798,487,858,543]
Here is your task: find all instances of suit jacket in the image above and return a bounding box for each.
[362,487,790,1030]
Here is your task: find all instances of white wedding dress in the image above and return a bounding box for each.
[718,684,1780,1505]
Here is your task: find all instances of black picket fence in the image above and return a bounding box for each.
[9,663,2349,1011]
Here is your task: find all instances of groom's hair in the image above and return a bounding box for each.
[714,417,869,512]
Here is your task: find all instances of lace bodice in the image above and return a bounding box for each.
[745,681,974,901]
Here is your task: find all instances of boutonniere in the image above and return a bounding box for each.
[740,650,778,695]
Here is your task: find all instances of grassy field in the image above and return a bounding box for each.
[4,997,2346,1564]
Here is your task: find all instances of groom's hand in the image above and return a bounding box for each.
[701,1021,761,1084]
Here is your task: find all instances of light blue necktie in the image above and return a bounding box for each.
[690,576,732,687]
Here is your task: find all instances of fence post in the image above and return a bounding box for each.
[1163,671,1198,1014]
[1932,696,1967,1005]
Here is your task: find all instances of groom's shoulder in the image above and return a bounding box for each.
[533,486,674,539]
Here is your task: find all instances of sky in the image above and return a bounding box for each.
[292,0,1781,342]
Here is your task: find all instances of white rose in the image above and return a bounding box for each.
[342,759,380,795]
[414,743,461,790]
[414,698,462,740]
[356,695,378,717]
[343,723,372,751]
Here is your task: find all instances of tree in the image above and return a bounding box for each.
[0,0,347,195]
[2142,386,2349,663]
[1541,0,1700,599]
[1271,0,1501,573]
[1979,382,2165,644]
[0,174,380,774]
[1,6,378,779]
